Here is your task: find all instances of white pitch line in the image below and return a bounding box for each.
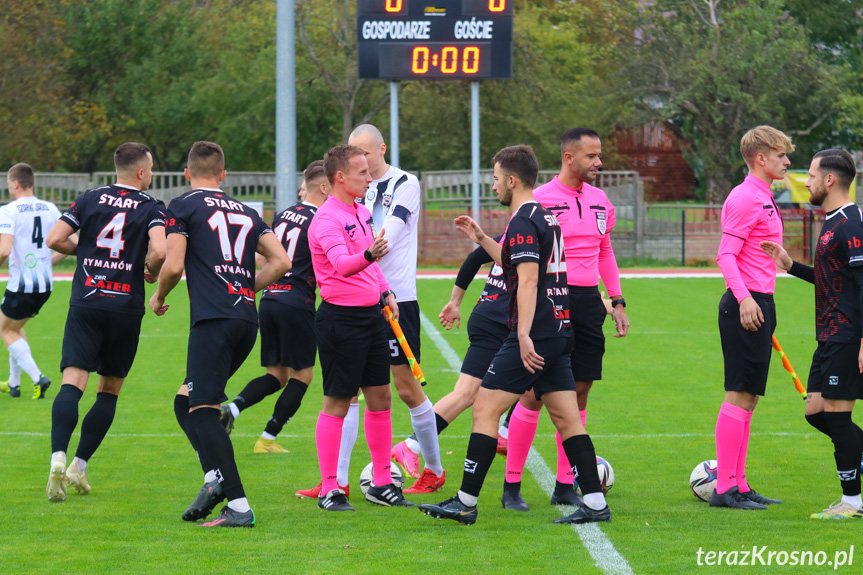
[418,311,635,575]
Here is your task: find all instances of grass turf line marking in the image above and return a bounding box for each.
[418,311,635,575]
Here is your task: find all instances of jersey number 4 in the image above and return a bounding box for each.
[32,216,44,248]
[96,213,126,258]
[208,211,254,262]
[547,232,566,281]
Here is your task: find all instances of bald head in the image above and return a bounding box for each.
[348,124,388,179]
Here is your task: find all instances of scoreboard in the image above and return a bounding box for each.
[357,0,513,80]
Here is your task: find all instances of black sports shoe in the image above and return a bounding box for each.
[318,489,355,511]
[709,486,767,510]
[199,505,255,528]
[33,375,51,399]
[420,494,478,525]
[182,480,226,521]
[551,486,584,507]
[9,385,21,398]
[365,483,415,507]
[219,405,235,435]
[501,489,530,511]
[740,489,782,505]
[553,504,611,524]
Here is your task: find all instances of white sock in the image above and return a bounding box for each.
[8,339,41,383]
[261,431,276,441]
[72,457,87,473]
[204,470,217,483]
[337,403,360,486]
[228,497,251,513]
[842,493,863,508]
[51,451,66,467]
[583,491,607,510]
[405,437,421,454]
[457,490,477,507]
[410,398,442,475]
[228,402,240,419]
[8,353,21,387]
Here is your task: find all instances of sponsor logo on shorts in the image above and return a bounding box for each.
[187,381,193,391]
[829,375,839,386]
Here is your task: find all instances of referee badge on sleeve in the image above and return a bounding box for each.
[596,212,607,235]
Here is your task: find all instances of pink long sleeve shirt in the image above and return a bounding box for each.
[716,174,783,301]
[534,176,622,295]
[309,195,390,306]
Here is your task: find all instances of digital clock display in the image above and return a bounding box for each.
[357,0,513,80]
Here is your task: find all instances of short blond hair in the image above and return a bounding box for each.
[740,126,794,164]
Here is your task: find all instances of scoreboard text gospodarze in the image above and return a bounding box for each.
[357,0,513,80]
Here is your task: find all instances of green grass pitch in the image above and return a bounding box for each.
[1,275,861,574]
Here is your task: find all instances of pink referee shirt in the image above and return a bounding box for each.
[309,195,390,306]
[716,174,783,302]
[534,176,622,294]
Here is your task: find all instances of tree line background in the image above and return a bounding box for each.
[1,0,861,203]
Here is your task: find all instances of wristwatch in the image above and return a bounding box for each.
[382,290,396,300]
[611,297,626,308]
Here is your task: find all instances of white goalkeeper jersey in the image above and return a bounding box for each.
[361,165,420,302]
[0,195,61,293]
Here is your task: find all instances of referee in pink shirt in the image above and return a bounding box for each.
[711,126,794,510]
[500,128,630,509]
[309,144,412,511]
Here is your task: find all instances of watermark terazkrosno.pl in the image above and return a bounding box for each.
[696,545,855,569]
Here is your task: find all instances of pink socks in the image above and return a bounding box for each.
[715,402,751,494]
[505,403,541,483]
[364,409,394,486]
[736,412,753,492]
[316,412,344,495]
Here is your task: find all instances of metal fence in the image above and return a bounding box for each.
[0,170,825,266]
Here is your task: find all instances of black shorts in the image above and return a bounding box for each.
[718,290,776,396]
[461,312,509,379]
[60,306,142,378]
[186,319,258,408]
[386,300,421,366]
[316,301,390,397]
[1,290,51,320]
[569,287,606,381]
[259,299,316,370]
[481,335,575,399]
[807,341,863,400]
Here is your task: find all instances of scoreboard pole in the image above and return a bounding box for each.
[471,81,480,224]
[390,81,400,167]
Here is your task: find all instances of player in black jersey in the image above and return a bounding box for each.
[149,141,290,528]
[219,160,330,454]
[43,142,167,503]
[388,237,509,495]
[419,145,610,525]
[761,149,863,519]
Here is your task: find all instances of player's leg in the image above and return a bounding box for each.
[710,291,770,509]
[0,291,51,398]
[47,307,103,502]
[497,402,516,455]
[804,350,863,448]
[191,320,258,528]
[257,306,318,452]
[502,392,541,510]
[363,314,413,507]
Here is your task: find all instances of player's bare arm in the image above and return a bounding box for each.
[149,233,187,316]
[50,234,75,265]
[439,285,466,329]
[384,291,399,321]
[454,216,502,265]
[609,297,630,338]
[515,261,543,374]
[738,296,764,332]
[45,220,78,255]
[144,226,167,283]
[0,234,13,266]
[759,240,793,271]
[254,232,291,292]
[367,227,389,261]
